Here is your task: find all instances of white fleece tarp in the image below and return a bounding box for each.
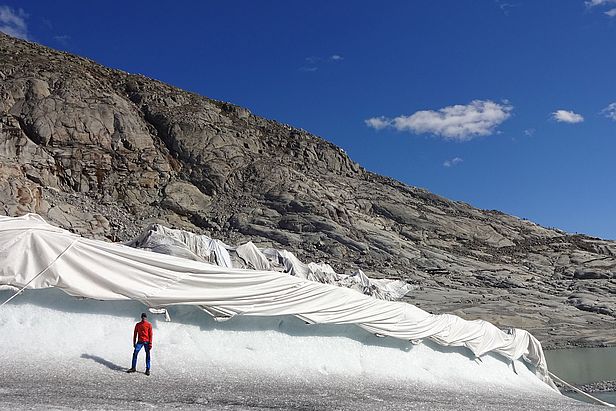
[127,223,233,268]
[0,214,554,389]
[126,224,415,301]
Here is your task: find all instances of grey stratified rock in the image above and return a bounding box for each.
[0,33,614,348]
[163,181,212,216]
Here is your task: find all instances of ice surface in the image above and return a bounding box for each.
[0,289,598,410]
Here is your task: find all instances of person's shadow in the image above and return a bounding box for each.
[81,354,125,372]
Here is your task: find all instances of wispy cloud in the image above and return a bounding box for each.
[601,103,616,120]
[524,128,536,136]
[305,56,321,65]
[365,100,513,141]
[443,157,463,167]
[605,8,616,16]
[552,109,584,123]
[495,1,519,15]
[299,54,343,72]
[585,0,616,6]
[53,34,71,45]
[585,0,616,16]
[41,17,52,29]
[0,5,28,39]
[299,66,318,72]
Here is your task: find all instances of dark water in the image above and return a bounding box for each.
[545,347,616,385]
[545,347,616,407]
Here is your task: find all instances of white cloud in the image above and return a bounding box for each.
[364,116,391,130]
[330,54,344,61]
[524,128,536,136]
[552,109,584,123]
[0,5,28,39]
[601,102,616,120]
[365,100,513,141]
[443,157,463,167]
[585,0,616,17]
[585,0,616,6]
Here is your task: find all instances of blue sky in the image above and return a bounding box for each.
[1,1,615,239]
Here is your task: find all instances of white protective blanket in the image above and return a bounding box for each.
[127,224,233,268]
[0,214,554,388]
[128,224,415,301]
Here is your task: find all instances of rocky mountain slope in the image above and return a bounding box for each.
[0,33,614,348]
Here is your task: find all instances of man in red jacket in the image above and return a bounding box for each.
[126,312,153,375]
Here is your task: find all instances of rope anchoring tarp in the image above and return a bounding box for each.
[549,372,615,408]
[0,239,79,309]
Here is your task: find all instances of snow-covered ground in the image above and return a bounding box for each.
[0,289,598,410]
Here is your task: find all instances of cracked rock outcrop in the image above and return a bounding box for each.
[0,33,614,348]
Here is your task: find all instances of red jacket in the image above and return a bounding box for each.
[134,320,153,344]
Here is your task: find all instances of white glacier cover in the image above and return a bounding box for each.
[126,223,415,301]
[0,214,554,389]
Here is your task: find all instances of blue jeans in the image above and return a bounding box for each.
[131,342,151,370]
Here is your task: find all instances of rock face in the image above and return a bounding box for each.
[0,33,614,348]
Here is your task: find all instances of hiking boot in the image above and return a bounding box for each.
[145,369,150,376]
[126,368,136,373]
